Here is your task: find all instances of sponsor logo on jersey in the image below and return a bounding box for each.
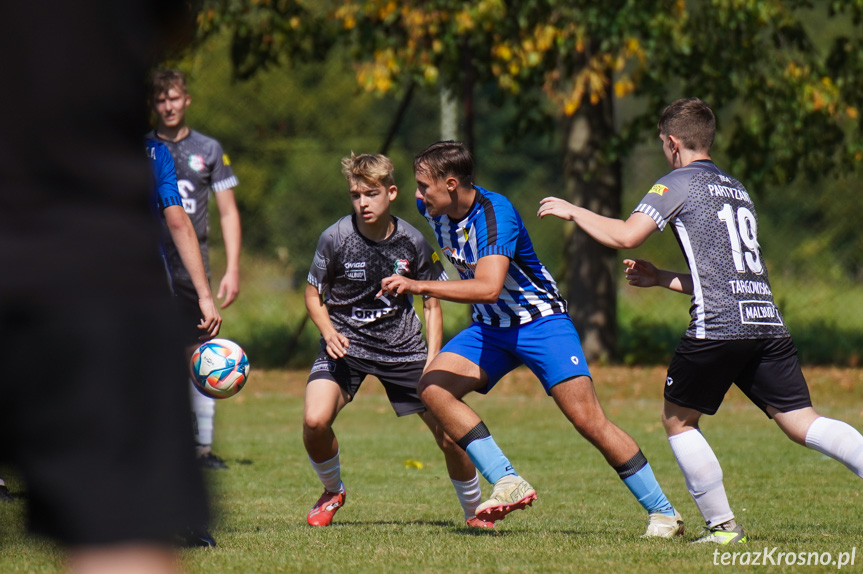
[313,252,328,270]
[393,259,410,275]
[649,184,668,196]
[442,246,476,272]
[432,252,440,263]
[351,306,396,322]
[570,356,580,365]
[188,154,206,172]
[177,179,196,214]
[222,153,231,166]
[345,261,366,281]
[666,376,674,386]
[738,300,784,326]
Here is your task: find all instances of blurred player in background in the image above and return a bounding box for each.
[381,141,684,537]
[147,138,221,342]
[303,153,489,529]
[0,1,209,573]
[538,97,863,544]
[148,69,243,470]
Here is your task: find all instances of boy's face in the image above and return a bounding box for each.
[414,166,455,218]
[153,86,190,129]
[349,179,397,226]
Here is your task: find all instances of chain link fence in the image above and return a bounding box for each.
[181,36,862,369]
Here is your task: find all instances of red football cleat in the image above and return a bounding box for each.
[306,489,346,527]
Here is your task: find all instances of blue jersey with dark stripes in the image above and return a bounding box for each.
[146,139,183,212]
[418,185,567,327]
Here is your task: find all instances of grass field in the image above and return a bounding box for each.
[2,366,862,573]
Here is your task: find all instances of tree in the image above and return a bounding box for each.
[197,0,863,361]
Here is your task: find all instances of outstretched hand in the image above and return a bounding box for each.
[537,196,579,221]
[623,258,659,288]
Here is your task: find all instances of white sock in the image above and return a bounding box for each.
[451,472,482,520]
[310,450,344,494]
[668,429,734,527]
[805,416,863,477]
[190,378,216,448]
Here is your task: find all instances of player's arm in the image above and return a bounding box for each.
[163,205,222,338]
[537,197,657,250]
[623,258,693,294]
[380,254,509,304]
[421,296,442,371]
[304,282,349,359]
[214,189,242,308]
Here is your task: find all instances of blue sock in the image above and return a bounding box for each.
[464,436,516,485]
[616,452,675,516]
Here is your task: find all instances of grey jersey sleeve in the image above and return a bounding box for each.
[307,221,341,296]
[205,139,239,192]
[631,171,689,231]
[402,220,448,283]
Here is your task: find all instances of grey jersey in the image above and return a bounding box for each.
[146,129,238,286]
[308,215,447,361]
[634,160,788,340]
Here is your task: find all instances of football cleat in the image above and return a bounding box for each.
[197,451,229,470]
[475,475,537,523]
[643,509,685,538]
[465,516,495,529]
[307,489,346,527]
[691,522,747,544]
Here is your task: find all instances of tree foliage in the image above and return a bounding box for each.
[195,0,863,359]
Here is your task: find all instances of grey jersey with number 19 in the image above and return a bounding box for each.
[633,160,789,340]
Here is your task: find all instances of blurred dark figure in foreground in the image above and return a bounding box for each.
[0,2,209,573]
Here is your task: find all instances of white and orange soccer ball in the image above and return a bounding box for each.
[190,338,250,399]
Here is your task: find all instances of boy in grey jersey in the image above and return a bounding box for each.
[303,153,488,529]
[149,69,242,471]
[538,97,863,543]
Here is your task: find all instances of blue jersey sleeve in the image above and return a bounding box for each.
[146,139,183,211]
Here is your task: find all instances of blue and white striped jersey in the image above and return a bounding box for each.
[146,139,183,212]
[418,185,567,327]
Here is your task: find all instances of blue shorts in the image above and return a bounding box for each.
[441,313,591,394]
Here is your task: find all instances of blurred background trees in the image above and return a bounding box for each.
[168,0,863,367]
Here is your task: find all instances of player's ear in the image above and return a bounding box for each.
[388,185,398,200]
[445,176,459,193]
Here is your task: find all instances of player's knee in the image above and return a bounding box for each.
[303,414,332,437]
[417,373,442,401]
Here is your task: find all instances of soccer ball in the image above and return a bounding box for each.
[190,338,250,399]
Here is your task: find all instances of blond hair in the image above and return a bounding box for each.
[341,153,395,187]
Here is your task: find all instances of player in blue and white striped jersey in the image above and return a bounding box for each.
[381,141,683,537]
[147,138,221,342]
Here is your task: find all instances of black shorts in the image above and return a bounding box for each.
[665,337,812,418]
[307,347,427,417]
[0,299,209,545]
[172,278,209,347]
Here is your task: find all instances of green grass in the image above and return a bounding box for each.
[2,367,862,573]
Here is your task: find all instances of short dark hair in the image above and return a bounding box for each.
[413,141,473,186]
[658,98,715,153]
[151,68,187,99]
